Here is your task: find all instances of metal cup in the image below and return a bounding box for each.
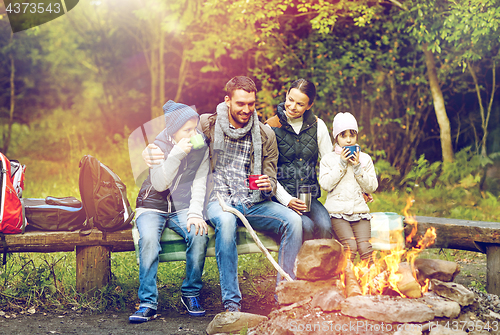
[298,185,311,213]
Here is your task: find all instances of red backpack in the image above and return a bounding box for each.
[0,153,26,234]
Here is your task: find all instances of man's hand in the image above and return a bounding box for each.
[142,144,164,167]
[187,217,209,236]
[255,174,272,192]
[288,198,307,215]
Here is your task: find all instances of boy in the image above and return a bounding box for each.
[130,100,210,323]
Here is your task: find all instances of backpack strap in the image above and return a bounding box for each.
[20,198,26,234]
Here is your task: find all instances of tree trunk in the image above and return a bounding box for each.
[159,28,166,107]
[468,61,495,157]
[174,49,187,102]
[422,44,454,163]
[3,32,15,155]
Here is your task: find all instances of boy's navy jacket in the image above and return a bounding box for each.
[136,129,208,213]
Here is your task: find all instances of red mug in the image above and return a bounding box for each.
[248,174,262,190]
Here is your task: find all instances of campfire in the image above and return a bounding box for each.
[207,198,495,335]
[342,197,438,299]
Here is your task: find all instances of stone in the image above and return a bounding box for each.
[293,239,346,280]
[310,287,345,311]
[428,324,467,335]
[422,292,461,318]
[393,325,423,335]
[397,262,423,298]
[206,312,268,335]
[276,278,337,305]
[414,258,460,284]
[430,279,475,306]
[340,295,435,323]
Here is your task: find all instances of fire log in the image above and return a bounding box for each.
[344,261,362,297]
[396,262,422,298]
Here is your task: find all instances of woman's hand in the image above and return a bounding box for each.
[288,198,307,215]
[142,144,164,167]
[187,217,209,235]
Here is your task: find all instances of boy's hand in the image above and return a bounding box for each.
[288,198,307,215]
[187,217,209,235]
[142,144,164,167]
[255,174,272,191]
[176,137,193,154]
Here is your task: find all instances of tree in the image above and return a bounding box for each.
[438,0,500,156]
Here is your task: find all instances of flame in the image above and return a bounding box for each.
[348,197,437,298]
[403,197,418,244]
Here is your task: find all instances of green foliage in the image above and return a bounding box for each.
[438,146,488,187]
[400,154,442,191]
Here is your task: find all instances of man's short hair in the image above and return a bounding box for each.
[225,76,257,98]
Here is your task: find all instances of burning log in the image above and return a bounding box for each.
[344,261,362,297]
[396,262,422,298]
[369,270,388,295]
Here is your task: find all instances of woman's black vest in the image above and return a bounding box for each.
[270,103,321,198]
[136,130,207,213]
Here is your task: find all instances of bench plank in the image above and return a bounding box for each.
[404,216,500,252]
[2,229,134,253]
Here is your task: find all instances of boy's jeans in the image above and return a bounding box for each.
[136,209,209,310]
[206,200,302,308]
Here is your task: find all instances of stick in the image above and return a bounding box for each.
[216,193,293,282]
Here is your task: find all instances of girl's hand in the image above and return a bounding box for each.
[176,137,193,154]
[340,147,351,162]
[349,150,360,165]
[288,198,307,215]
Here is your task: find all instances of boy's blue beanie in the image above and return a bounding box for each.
[163,100,199,136]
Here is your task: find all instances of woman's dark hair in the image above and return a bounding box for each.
[288,78,317,105]
[225,76,257,98]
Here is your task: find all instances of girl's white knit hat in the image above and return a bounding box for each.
[332,112,358,139]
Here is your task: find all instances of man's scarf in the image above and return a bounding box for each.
[214,102,262,202]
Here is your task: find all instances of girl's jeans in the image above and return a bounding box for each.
[136,209,209,310]
[331,218,373,263]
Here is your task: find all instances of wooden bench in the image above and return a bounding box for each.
[2,229,134,293]
[405,216,500,295]
[3,215,499,295]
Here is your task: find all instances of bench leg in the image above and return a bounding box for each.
[76,245,111,293]
[487,244,500,296]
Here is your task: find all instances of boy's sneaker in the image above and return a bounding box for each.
[129,307,157,323]
[181,296,206,316]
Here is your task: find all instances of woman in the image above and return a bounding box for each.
[266,79,333,241]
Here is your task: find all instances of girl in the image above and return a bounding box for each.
[319,112,378,263]
[266,79,333,241]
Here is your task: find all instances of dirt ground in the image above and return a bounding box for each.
[0,254,489,335]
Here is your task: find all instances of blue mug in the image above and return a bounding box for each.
[343,145,360,158]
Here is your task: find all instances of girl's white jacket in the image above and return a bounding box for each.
[319,151,378,215]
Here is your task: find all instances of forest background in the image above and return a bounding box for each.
[0,0,500,313]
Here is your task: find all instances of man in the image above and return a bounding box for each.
[143,77,303,313]
[201,76,302,312]
[130,101,210,323]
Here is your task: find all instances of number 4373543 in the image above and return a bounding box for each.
[5,2,62,14]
